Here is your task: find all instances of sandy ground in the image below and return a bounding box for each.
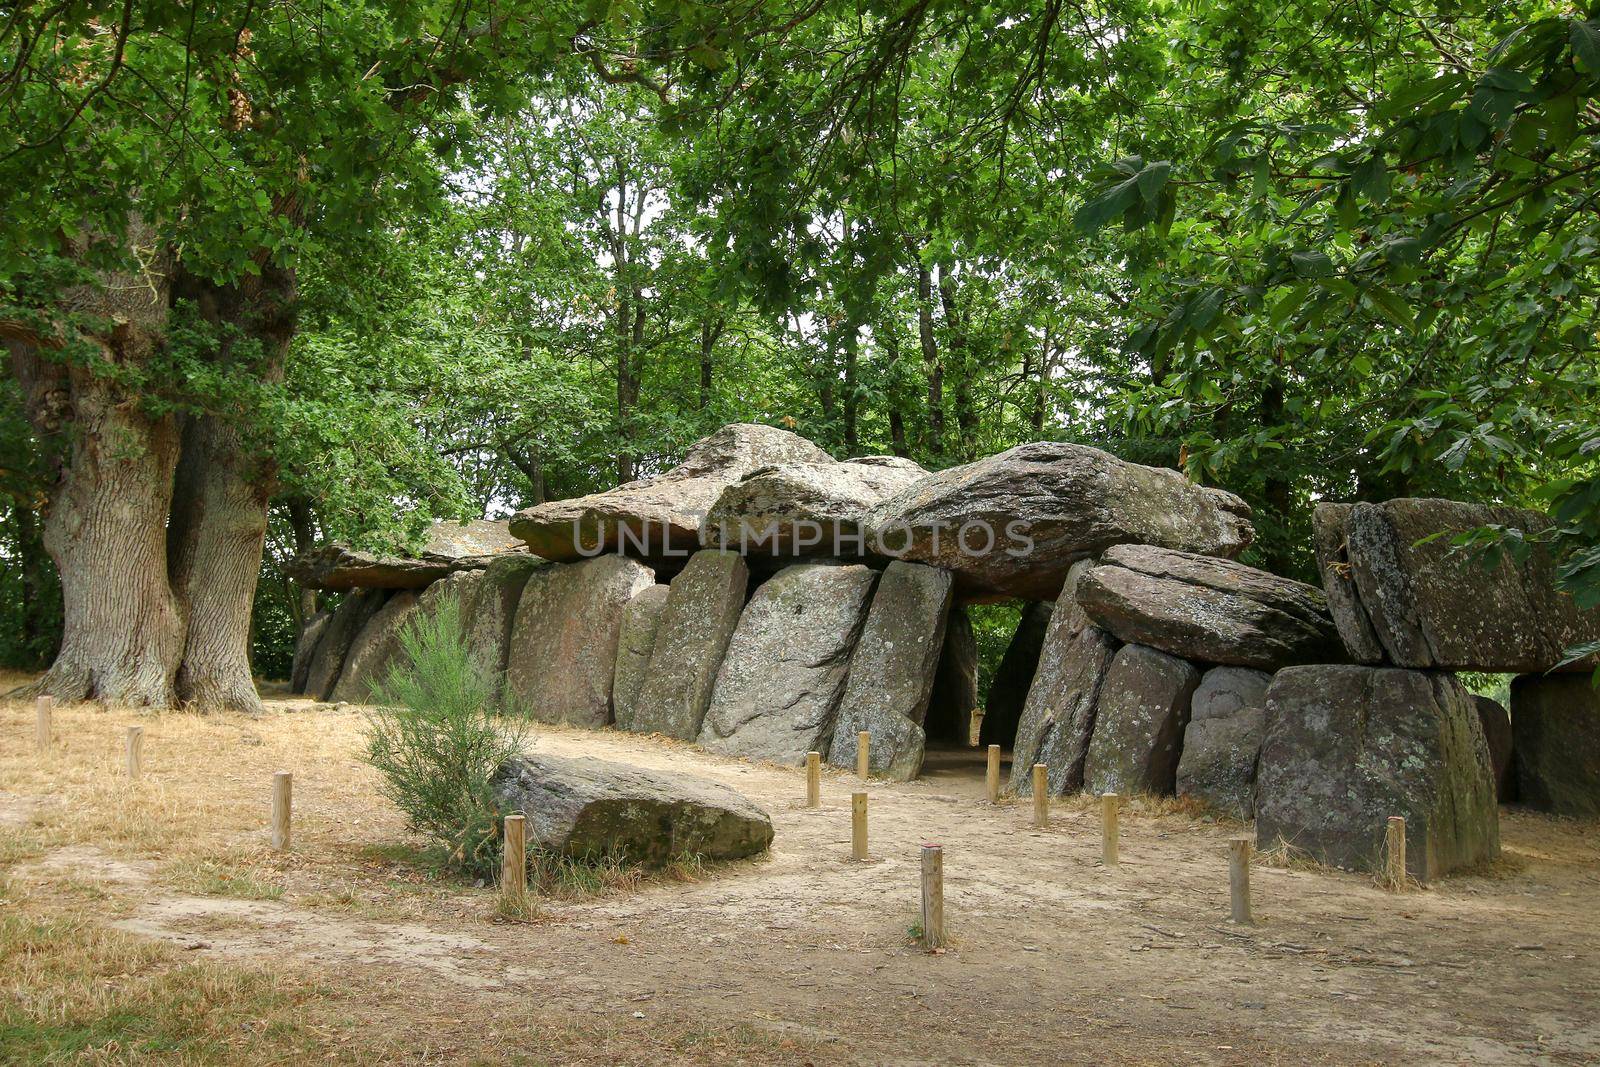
[3,685,1599,1065]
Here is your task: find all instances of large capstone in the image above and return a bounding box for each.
[1314,499,1600,673]
[980,601,1053,749]
[828,562,954,780]
[702,456,927,558]
[610,585,670,731]
[862,442,1254,601]
[509,424,831,562]
[1076,545,1345,670]
[290,610,331,694]
[1175,667,1272,819]
[625,550,750,740]
[288,518,522,591]
[1256,665,1499,880]
[505,556,656,727]
[491,752,774,865]
[699,562,877,766]
[330,590,420,703]
[1083,644,1201,796]
[1011,562,1120,796]
[304,589,387,701]
[1511,674,1600,816]
[924,605,980,747]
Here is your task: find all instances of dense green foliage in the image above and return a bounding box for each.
[3,0,1595,676]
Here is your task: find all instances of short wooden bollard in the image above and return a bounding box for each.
[34,695,53,753]
[502,813,527,904]
[1385,815,1407,890]
[805,751,821,808]
[125,726,144,780]
[1031,764,1048,828]
[851,792,868,861]
[1229,835,1253,923]
[1101,793,1119,865]
[856,731,871,780]
[985,745,1001,803]
[271,771,293,851]
[920,844,944,949]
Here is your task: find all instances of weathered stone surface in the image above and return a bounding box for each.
[1011,562,1120,795]
[699,563,877,765]
[330,591,420,704]
[625,550,750,739]
[1511,675,1600,816]
[1473,694,1515,804]
[828,563,954,780]
[510,424,831,562]
[491,752,774,865]
[862,442,1254,601]
[980,601,1053,749]
[1315,499,1600,673]
[288,518,522,591]
[290,610,330,693]
[1256,666,1499,880]
[925,606,980,747]
[1077,545,1345,670]
[1176,667,1272,818]
[505,556,656,727]
[702,456,927,558]
[407,553,544,694]
[1311,503,1385,663]
[305,589,387,701]
[610,585,670,731]
[1083,645,1201,796]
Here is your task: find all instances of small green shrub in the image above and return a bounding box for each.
[363,591,525,877]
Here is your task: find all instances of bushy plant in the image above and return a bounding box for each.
[363,592,524,876]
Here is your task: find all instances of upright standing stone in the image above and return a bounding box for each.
[1011,561,1119,795]
[980,601,1053,748]
[1511,675,1600,816]
[505,556,656,727]
[924,606,980,747]
[828,563,954,780]
[700,563,877,765]
[611,585,670,731]
[1083,645,1201,796]
[1256,665,1499,880]
[331,591,422,704]
[305,589,388,701]
[626,550,750,739]
[460,554,543,685]
[290,610,331,693]
[1176,667,1272,818]
[1473,694,1515,803]
[1311,503,1385,663]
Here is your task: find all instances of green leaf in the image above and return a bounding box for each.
[1572,18,1600,72]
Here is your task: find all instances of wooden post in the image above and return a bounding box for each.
[851,792,868,861]
[1031,764,1048,828]
[1385,815,1407,890]
[34,695,52,753]
[1229,835,1253,924]
[124,726,143,780]
[502,813,527,905]
[1101,793,1119,865]
[985,745,1001,803]
[920,844,944,950]
[806,751,821,808]
[271,771,293,851]
[856,731,871,780]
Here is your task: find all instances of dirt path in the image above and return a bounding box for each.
[4,700,1599,1064]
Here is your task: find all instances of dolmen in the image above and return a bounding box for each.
[288,424,1600,881]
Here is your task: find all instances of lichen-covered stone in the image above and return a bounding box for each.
[862,442,1254,601]
[625,550,749,739]
[1076,544,1345,670]
[702,457,926,558]
[700,563,877,765]
[1176,667,1272,818]
[304,589,387,701]
[980,601,1053,749]
[1011,561,1119,795]
[1311,503,1385,663]
[1511,675,1600,816]
[1256,665,1499,880]
[330,590,420,703]
[924,605,979,747]
[505,556,656,726]
[611,585,670,731]
[828,562,954,779]
[288,518,522,590]
[491,752,774,865]
[1083,644,1201,796]
[290,610,330,694]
